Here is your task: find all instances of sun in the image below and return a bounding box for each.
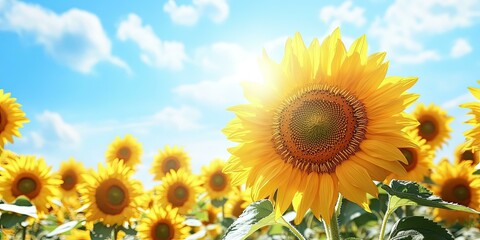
[150,145,191,181]
[0,90,29,148]
[455,142,480,167]
[57,157,87,201]
[411,103,452,151]
[430,159,480,225]
[0,155,62,214]
[155,169,202,215]
[385,131,434,183]
[105,134,142,169]
[223,28,419,225]
[202,159,232,200]
[80,159,144,225]
[137,205,190,240]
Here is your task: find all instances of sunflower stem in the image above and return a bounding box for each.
[278,216,305,240]
[112,225,120,240]
[327,195,342,240]
[21,225,26,240]
[378,207,394,240]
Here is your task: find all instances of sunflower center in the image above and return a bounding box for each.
[17,177,37,195]
[117,147,131,161]
[167,184,189,207]
[453,185,470,203]
[441,179,471,206]
[153,222,173,240]
[61,170,77,191]
[210,172,227,191]
[163,158,180,174]
[399,148,417,172]
[0,108,7,132]
[273,84,367,174]
[461,150,475,161]
[418,119,437,141]
[95,179,129,215]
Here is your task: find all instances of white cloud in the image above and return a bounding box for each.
[319,1,366,29]
[37,111,81,147]
[29,131,45,149]
[163,0,229,26]
[117,13,187,70]
[369,0,480,64]
[153,106,202,130]
[441,92,476,109]
[451,38,473,58]
[0,0,129,74]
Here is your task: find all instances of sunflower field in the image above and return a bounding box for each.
[2,12,480,240]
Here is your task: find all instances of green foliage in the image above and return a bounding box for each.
[90,222,114,240]
[388,216,453,240]
[46,220,82,237]
[0,197,36,229]
[211,198,228,208]
[223,200,276,240]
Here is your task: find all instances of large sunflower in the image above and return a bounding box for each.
[454,142,480,167]
[156,169,202,215]
[0,90,29,148]
[137,205,190,240]
[202,159,232,200]
[223,29,419,224]
[57,158,87,200]
[105,135,142,169]
[461,83,480,149]
[151,145,191,181]
[430,159,480,225]
[385,132,433,183]
[80,159,143,226]
[411,103,452,150]
[0,155,62,214]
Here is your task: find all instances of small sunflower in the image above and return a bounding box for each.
[0,90,29,148]
[151,145,191,181]
[200,204,222,239]
[223,29,419,224]
[385,132,434,183]
[138,205,190,240]
[105,135,142,169]
[202,159,232,200]
[0,149,17,168]
[411,103,452,150]
[455,142,480,167]
[0,155,62,214]
[80,159,143,226]
[156,169,201,214]
[57,158,87,200]
[225,187,252,218]
[430,159,480,225]
[461,83,480,149]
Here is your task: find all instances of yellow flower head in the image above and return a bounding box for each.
[0,149,18,167]
[66,229,91,240]
[202,159,232,200]
[411,103,453,150]
[137,205,190,240]
[430,159,480,225]
[225,187,253,218]
[385,131,434,183]
[80,159,144,226]
[156,169,202,215]
[461,82,480,149]
[151,145,191,181]
[0,155,62,214]
[105,134,142,169]
[0,90,29,148]
[57,157,87,199]
[455,142,480,167]
[223,28,419,225]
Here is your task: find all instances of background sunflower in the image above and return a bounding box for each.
[57,157,87,201]
[105,135,142,169]
[411,103,453,150]
[202,159,232,200]
[455,142,480,167]
[137,205,190,240]
[0,90,28,148]
[150,145,191,181]
[155,169,202,214]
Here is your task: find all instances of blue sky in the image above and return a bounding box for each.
[1,0,480,189]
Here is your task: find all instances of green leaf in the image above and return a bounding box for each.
[0,197,37,223]
[46,220,82,237]
[382,180,480,213]
[0,212,27,228]
[223,200,277,240]
[211,198,228,208]
[120,225,137,236]
[388,216,453,240]
[90,222,113,240]
[221,217,235,229]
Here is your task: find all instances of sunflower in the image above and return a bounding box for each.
[430,159,480,225]
[385,132,434,183]
[57,158,87,201]
[461,83,480,149]
[0,155,62,214]
[156,169,201,215]
[151,145,191,181]
[0,149,17,168]
[137,205,190,240]
[0,90,29,148]
[202,159,232,200]
[455,142,480,167]
[411,103,452,150]
[66,229,91,240]
[200,204,222,239]
[80,159,143,226]
[223,29,419,225]
[105,135,142,169]
[225,187,252,218]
